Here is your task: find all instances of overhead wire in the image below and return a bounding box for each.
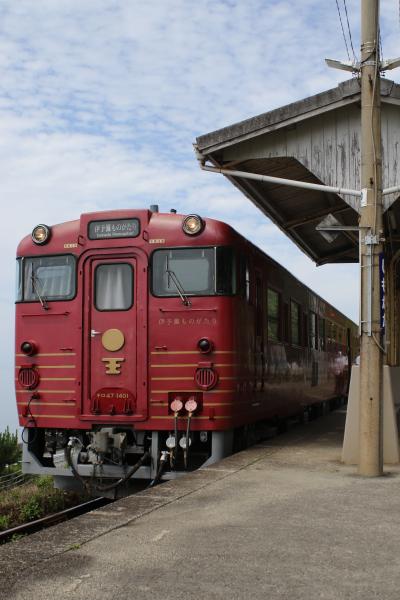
[342,0,358,62]
[335,0,351,61]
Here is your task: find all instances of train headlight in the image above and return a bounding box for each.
[182,215,204,236]
[32,224,51,245]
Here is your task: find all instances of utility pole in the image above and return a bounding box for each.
[359,0,384,476]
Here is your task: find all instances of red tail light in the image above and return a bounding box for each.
[195,367,218,390]
[18,367,39,389]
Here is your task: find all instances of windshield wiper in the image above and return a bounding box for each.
[166,269,191,307]
[31,269,49,310]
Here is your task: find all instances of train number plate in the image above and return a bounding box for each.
[91,388,135,415]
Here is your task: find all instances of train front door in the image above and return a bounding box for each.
[82,254,147,421]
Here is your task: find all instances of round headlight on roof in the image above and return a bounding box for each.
[182,214,204,236]
[32,224,51,245]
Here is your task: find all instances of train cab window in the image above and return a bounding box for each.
[267,288,281,342]
[310,312,318,350]
[21,255,76,302]
[152,247,236,297]
[95,263,133,311]
[290,300,300,346]
[152,248,214,296]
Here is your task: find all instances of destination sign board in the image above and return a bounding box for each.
[88,218,140,240]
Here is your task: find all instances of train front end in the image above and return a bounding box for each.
[15,209,238,495]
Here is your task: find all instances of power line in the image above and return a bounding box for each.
[335,0,351,61]
[343,0,358,62]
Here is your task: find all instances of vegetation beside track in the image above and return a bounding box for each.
[0,475,85,531]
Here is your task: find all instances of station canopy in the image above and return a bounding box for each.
[195,78,400,265]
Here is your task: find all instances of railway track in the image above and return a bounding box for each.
[0,497,111,544]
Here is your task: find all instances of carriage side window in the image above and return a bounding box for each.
[290,300,300,346]
[283,302,289,343]
[318,317,325,350]
[267,288,281,342]
[310,312,318,350]
[216,247,237,294]
[302,312,308,347]
[22,255,76,302]
[95,263,133,311]
[255,276,263,336]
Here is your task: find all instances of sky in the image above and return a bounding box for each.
[1,0,399,431]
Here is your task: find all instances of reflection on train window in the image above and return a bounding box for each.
[310,312,317,350]
[152,247,236,297]
[290,300,300,346]
[95,263,133,311]
[267,288,280,342]
[22,255,76,302]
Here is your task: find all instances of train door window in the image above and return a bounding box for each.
[290,300,300,346]
[283,302,289,343]
[95,263,133,311]
[318,317,325,350]
[255,276,263,335]
[310,312,318,350]
[267,288,281,342]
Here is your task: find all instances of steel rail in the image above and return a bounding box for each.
[0,497,111,544]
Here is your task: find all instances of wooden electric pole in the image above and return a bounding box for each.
[359,0,384,476]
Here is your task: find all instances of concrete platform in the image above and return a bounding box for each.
[2,410,400,600]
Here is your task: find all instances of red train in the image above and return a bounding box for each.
[15,208,357,495]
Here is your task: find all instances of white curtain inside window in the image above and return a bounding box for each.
[96,264,133,310]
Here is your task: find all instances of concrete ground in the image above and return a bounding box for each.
[2,410,400,600]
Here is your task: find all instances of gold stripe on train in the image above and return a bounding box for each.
[17,402,76,406]
[151,350,236,355]
[150,415,232,420]
[15,378,76,382]
[19,414,75,419]
[150,363,238,368]
[16,389,75,394]
[150,389,235,394]
[16,353,76,357]
[15,365,75,369]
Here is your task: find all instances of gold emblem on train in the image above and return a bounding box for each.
[102,328,125,352]
[102,357,125,375]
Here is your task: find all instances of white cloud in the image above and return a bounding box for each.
[0,0,394,428]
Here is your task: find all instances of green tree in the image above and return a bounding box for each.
[0,427,21,473]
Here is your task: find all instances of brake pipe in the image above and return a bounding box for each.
[184,397,198,469]
[170,397,183,467]
[148,451,169,488]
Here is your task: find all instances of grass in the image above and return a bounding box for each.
[0,475,84,531]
